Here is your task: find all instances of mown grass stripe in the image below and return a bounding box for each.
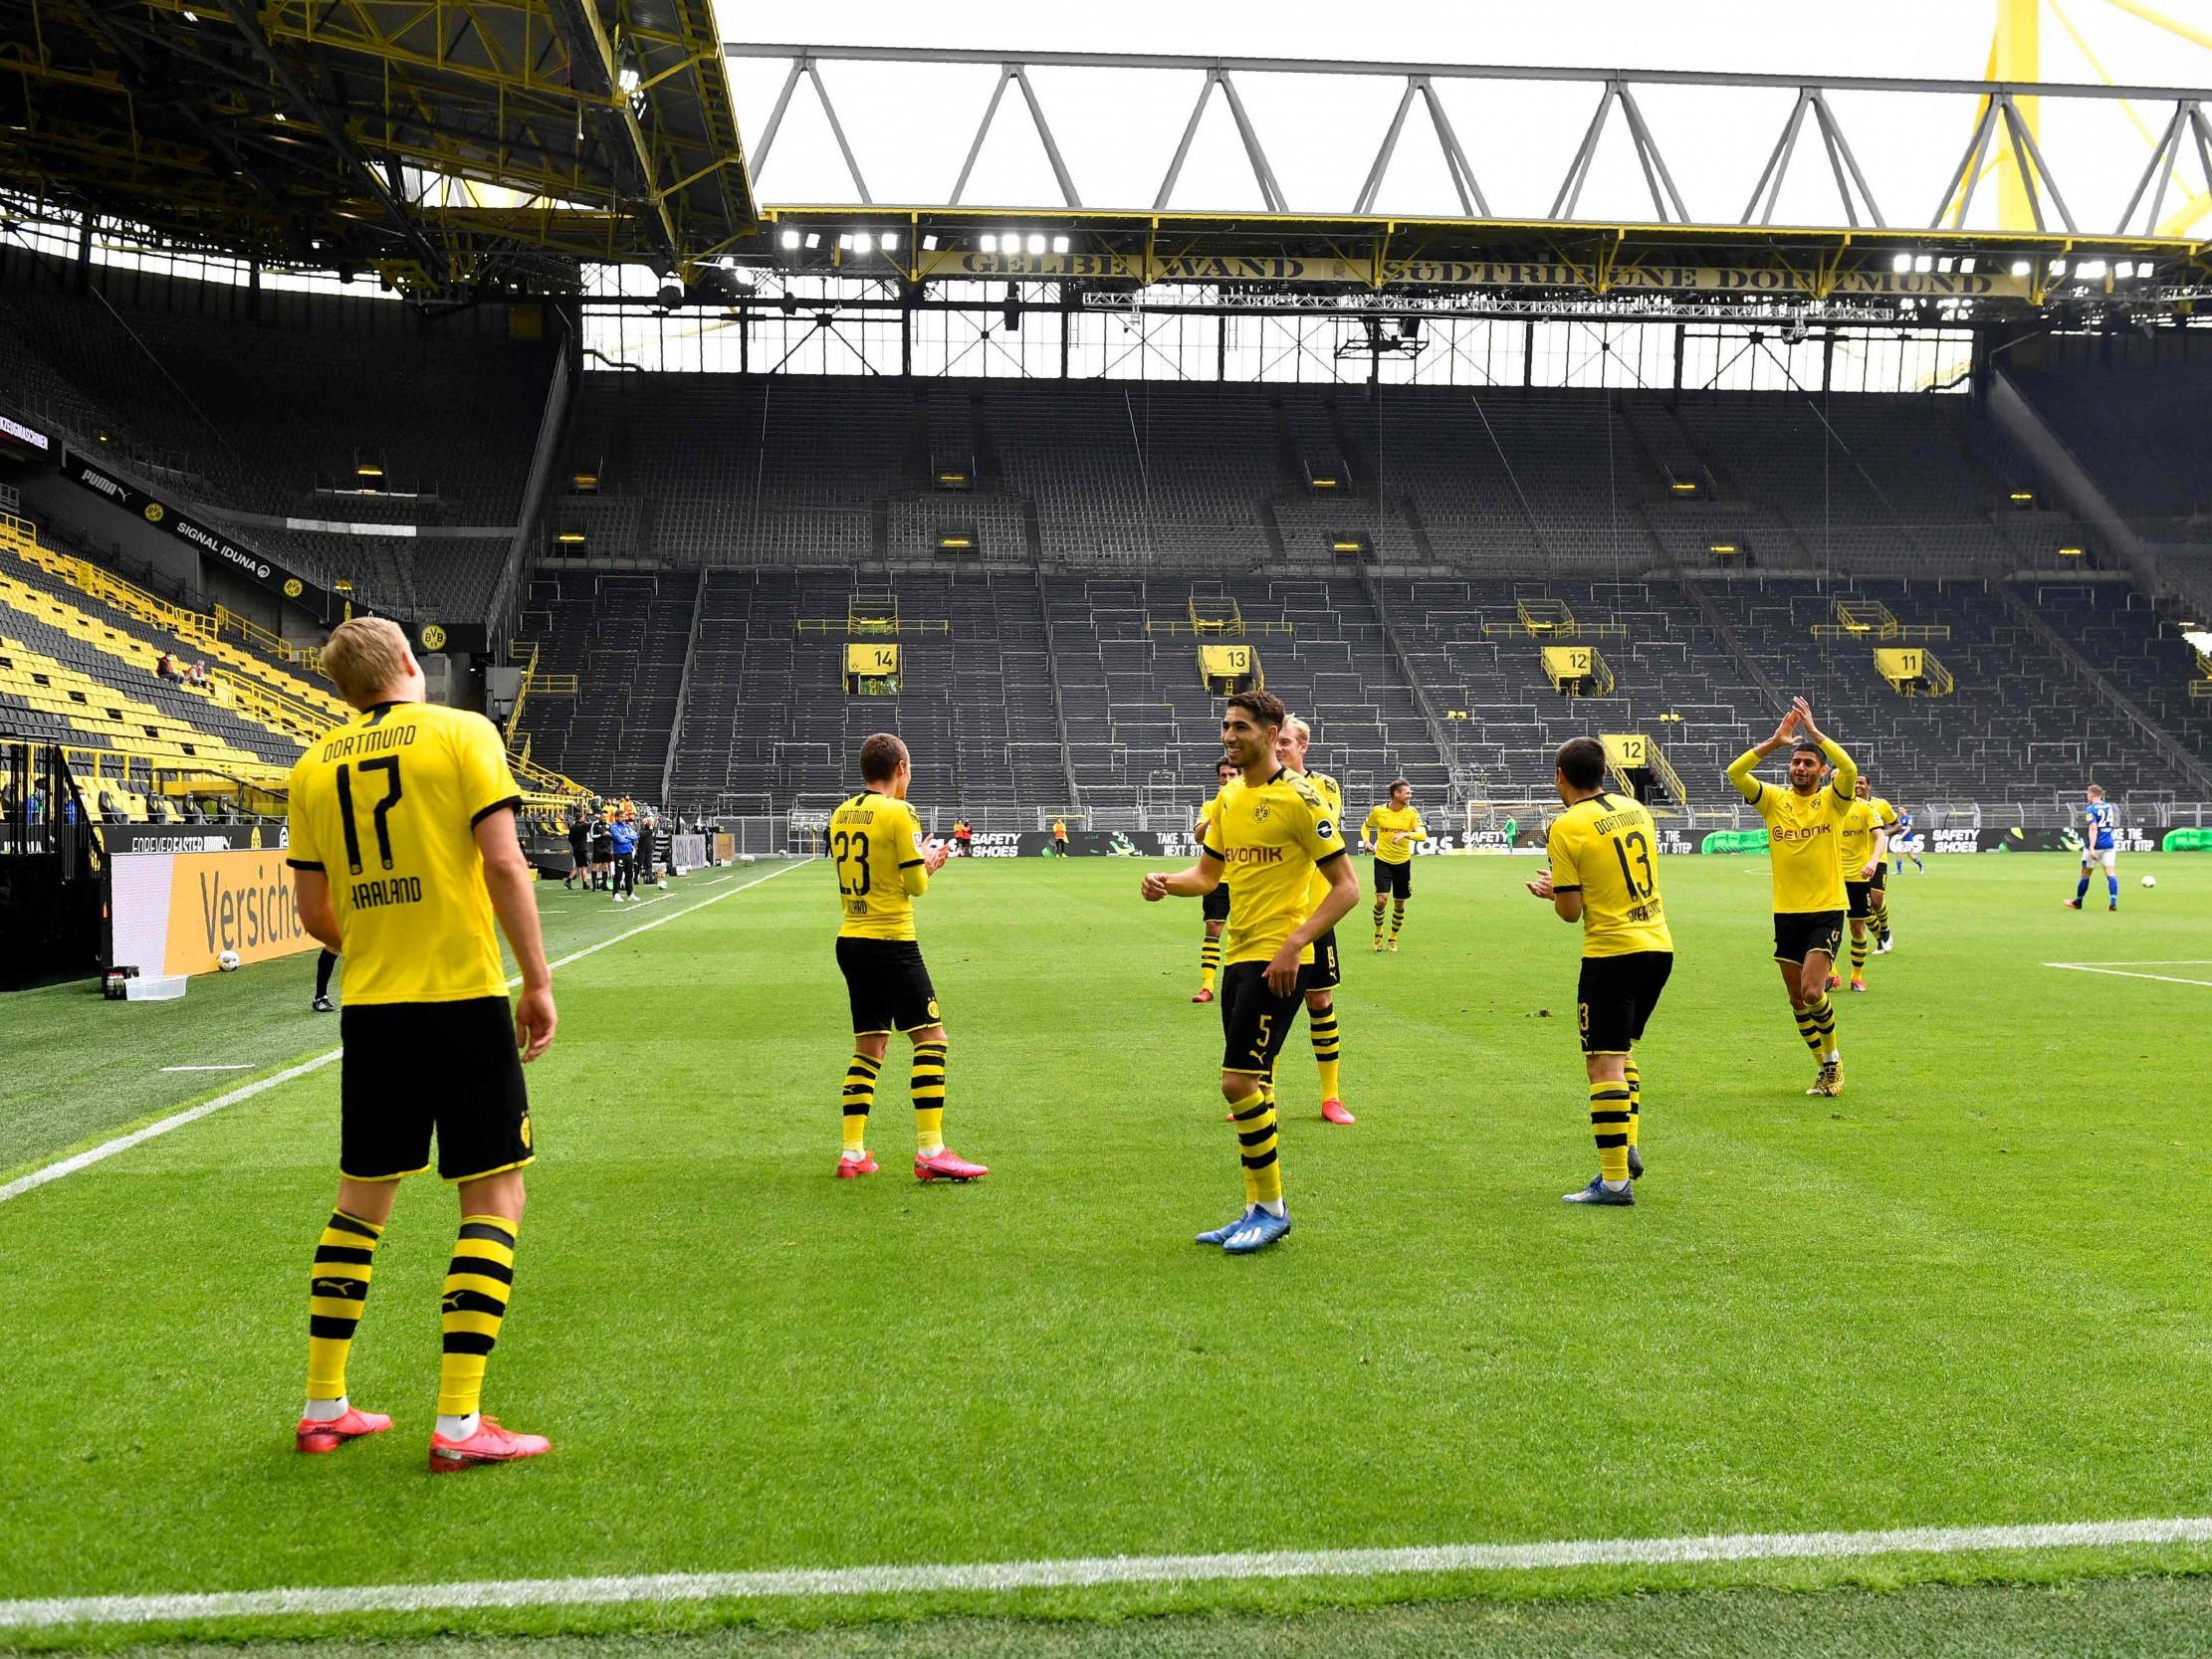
[0,860,809,1208]
[7,1516,2212,1631]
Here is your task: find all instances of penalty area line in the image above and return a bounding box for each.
[2044,960,2212,987]
[0,859,811,1208]
[7,1515,2212,1631]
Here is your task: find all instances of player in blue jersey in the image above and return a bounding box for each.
[1889,809,1924,877]
[2067,784,2119,913]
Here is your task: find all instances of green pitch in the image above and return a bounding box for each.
[3,852,2209,1650]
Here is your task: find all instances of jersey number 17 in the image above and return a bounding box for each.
[334,758,404,876]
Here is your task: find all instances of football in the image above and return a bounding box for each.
[216,949,241,971]
[2141,875,2157,889]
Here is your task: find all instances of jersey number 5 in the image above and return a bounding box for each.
[1610,829,1655,900]
[829,828,871,898]
[333,757,403,876]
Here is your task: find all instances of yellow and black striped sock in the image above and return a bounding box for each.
[1390,900,1407,938]
[1371,897,1387,939]
[438,1216,517,1419]
[1200,937,1220,992]
[841,1052,879,1155]
[1872,894,1890,935]
[1309,1007,1342,1101]
[911,1039,948,1154]
[1850,933,1869,975]
[1624,1055,1642,1149]
[1793,1002,1824,1056]
[306,1209,383,1402]
[1230,1088,1282,1208]
[1807,993,1839,1059]
[1590,1079,1633,1182]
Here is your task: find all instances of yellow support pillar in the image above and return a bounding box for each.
[1992,0,2042,233]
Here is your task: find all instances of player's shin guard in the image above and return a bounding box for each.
[1309,1007,1342,1102]
[307,1209,383,1402]
[2108,875,2119,906]
[1200,937,1220,992]
[1590,1080,1633,1182]
[1231,1089,1282,1209]
[438,1217,517,1419]
[910,1040,948,1155]
[1624,1055,1642,1149]
[1807,993,1839,1060]
[1371,896,1387,940]
[1871,894,1890,936]
[841,1053,879,1155]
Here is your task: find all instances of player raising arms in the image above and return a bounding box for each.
[1278,717,1355,1126]
[284,617,555,1471]
[1725,698,1857,1098]
[1840,774,1896,989]
[1527,736,1672,1205]
[2068,783,2120,913]
[1143,690,1358,1254]
[1193,755,1240,1002]
[1361,781,1424,951]
[828,734,984,1184]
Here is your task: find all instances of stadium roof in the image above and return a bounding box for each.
[0,0,756,292]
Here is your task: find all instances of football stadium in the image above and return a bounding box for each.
[5,0,2212,1651]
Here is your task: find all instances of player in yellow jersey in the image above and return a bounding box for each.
[828,733,985,1184]
[1838,774,1896,992]
[1143,689,1358,1254]
[284,618,554,1471]
[1724,698,1857,1098]
[1528,737,1672,1205]
[1192,755,1239,1002]
[1277,717,1354,1125]
[1051,816,1069,857]
[1360,782,1424,949]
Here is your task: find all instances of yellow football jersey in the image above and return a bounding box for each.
[1546,792,1672,957]
[1203,767,1348,965]
[1730,743,1856,914]
[1363,802,1425,864]
[1299,771,1345,908]
[285,701,522,1006]
[1839,795,1898,877]
[829,790,931,940]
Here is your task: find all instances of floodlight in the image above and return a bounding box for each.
[2076,259,2106,280]
[617,67,641,97]
[2048,259,2067,275]
[980,234,998,253]
[803,232,820,249]
[836,234,852,251]
[853,232,873,255]
[1025,234,1046,255]
[1891,253,1911,273]
[2010,260,2031,277]
[1051,235,1070,254]
[1913,255,1933,273]
[1959,257,1975,273]
[881,232,899,251]
[921,234,939,250]
[779,229,799,250]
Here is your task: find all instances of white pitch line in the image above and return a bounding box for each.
[6,1515,2212,1631]
[0,859,810,1208]
[159,1065,253,1073]
[2045,961,2212,988]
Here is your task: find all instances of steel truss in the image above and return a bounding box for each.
[728,44,2212,315]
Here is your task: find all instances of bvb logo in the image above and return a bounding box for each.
[142,503,165,524]
[519,1115,533,1149]
[283,578,304,598]
[926,998,941,1022]
[420,623,448,651]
